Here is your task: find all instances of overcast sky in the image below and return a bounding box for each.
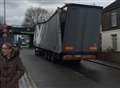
[0,0,115,25]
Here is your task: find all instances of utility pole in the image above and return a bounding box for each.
[3,0,13,43]
[3,0,8,43]
[4,0,6,25]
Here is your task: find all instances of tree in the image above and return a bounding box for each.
[22,7,50,27]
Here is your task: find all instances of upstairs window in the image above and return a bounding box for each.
[111,11,117,27]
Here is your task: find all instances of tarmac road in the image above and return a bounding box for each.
[20,49,120,88]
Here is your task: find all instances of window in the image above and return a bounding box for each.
[111,11,117,27]
[111,34,117,51]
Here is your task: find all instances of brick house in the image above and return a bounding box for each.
[101,0,120,51]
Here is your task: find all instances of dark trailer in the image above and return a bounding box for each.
[33,4,102,62]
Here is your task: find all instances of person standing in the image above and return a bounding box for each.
[0,42,25,88]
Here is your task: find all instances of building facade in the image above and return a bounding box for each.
[102,0,120,52]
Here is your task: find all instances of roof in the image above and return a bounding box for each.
[103,0,120,13]
[62,3,103,10]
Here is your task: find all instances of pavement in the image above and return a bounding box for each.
[19,72,37,88]
[85,59,120,70]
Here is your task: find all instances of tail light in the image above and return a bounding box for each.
[88,44,97,52]
[64,46,75,51]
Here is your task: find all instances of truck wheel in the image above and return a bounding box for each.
[51,55,56,63]
[50,54,57,63]
[44,53,48,59]
[35,51,39,56]
[47,53,51,61]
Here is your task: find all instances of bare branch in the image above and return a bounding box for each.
[22,7,49,27]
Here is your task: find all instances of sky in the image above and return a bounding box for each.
[0,0,115,25]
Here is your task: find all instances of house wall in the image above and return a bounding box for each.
[100,1,120,64]
[102,29,120,51]
[102,8,120,31]
[102,12,111,31]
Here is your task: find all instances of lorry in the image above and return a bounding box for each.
[33,3,102,62]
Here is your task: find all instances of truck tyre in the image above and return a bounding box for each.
[50,53,57,63]
[35,51,39,56]
[47,52,51,61]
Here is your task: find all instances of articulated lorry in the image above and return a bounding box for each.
[33,3,102,62]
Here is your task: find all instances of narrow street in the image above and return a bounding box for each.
[20,49,120,88]
[0,1,120,88]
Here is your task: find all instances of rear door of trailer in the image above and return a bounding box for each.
[63,5,102,60]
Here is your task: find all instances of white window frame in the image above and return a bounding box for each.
[111,11,117,27]
[111,34,117,51]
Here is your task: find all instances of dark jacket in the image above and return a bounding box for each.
[0,49,25,88]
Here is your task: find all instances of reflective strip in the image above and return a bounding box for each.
[63,55,82,60]
[63,55,96,60]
